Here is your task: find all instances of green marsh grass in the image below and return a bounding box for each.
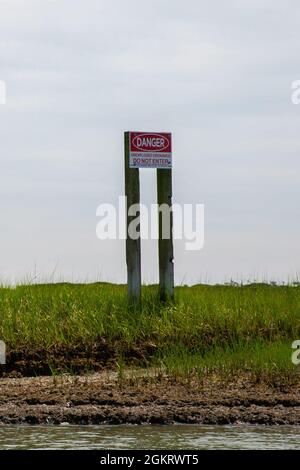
[0,282,299,382]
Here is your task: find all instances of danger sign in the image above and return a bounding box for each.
[129,132,172,169]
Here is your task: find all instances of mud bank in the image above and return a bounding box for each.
[0,372,299,425]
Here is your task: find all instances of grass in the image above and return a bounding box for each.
[0,282,299,383]
[158,341,295,385]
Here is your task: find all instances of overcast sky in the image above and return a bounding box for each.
[0,0,299,285]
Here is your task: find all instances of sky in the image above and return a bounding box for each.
[0,0,300,285]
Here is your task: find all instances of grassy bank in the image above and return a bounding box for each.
[0,282,299,383]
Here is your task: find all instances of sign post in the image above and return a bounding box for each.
[157,168,174,301]
[124,131,174,303]
[124,132,141,303]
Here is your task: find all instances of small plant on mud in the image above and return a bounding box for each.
[116,356,125,386]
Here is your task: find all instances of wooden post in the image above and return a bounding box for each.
[124,132,141,303]
[157,169,174,301]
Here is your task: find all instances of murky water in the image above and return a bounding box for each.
[0,425,299,450]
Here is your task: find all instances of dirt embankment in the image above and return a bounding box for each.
[0,372,299,425]
[2,341,157,376]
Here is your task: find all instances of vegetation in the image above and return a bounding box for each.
[0,282,299,383]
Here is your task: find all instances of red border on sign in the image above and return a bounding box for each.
[130,132,172,154]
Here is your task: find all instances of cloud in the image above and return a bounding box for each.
[0,0,299,283]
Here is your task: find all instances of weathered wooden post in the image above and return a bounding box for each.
[125,131,174,303]
[157,169,174,301]
[124,131,141,303]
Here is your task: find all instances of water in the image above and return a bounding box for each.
[0,425,299,450]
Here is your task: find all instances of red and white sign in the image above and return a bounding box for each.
[129,131,172,169]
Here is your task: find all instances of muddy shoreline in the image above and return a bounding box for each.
[0,372,299,425]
